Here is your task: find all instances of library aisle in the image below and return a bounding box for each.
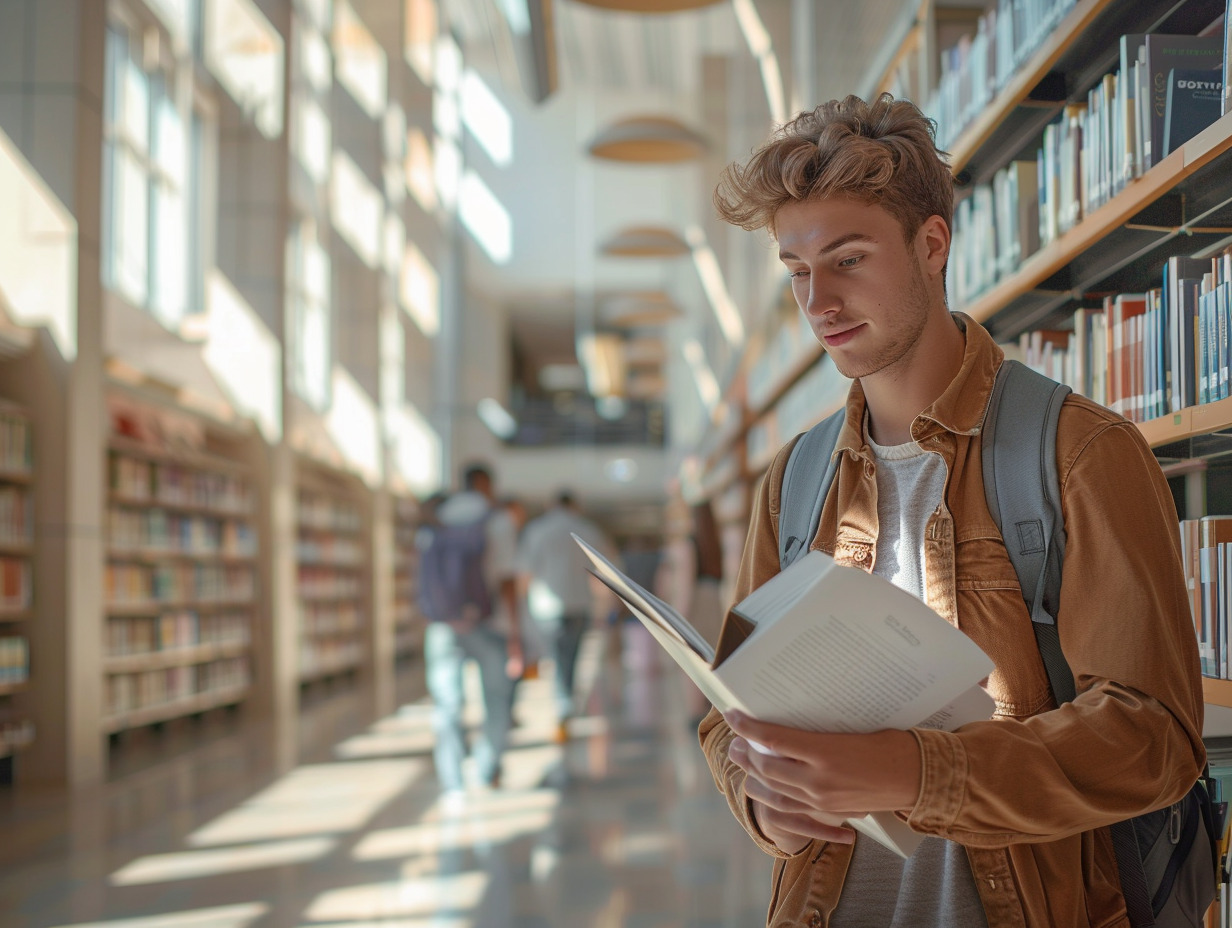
[0,626,769,928]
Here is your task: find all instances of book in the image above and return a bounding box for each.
[1143,35,1223,166]
[1166,256,1208,411]
[572,534,996,859]
[1162,68,1224,157]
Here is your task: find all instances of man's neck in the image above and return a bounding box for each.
[863,312,966,446]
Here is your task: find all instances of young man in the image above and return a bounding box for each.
[422,462,522,796]
[516,490,614,742]
[699,94,1205,927]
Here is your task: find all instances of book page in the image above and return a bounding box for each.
[718,552,994,735]
[574,533,715,663]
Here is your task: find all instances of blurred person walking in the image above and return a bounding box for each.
[417,463,521,796]
[517,490,615,743]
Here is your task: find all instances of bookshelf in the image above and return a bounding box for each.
[392,495,422,659]
[697,0,1232,739]
[0,401,33,775]
[296,468,368,683]
[102,427,258,735]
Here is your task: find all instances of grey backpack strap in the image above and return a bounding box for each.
[985,362,1164,927]
[981,359,1075,705]
[779,408,845,570]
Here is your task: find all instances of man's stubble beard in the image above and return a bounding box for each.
[827,257,932,383]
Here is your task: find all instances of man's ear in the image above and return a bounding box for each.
[916,215,950,276]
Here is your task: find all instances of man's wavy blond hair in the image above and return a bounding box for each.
[714,94,953,242]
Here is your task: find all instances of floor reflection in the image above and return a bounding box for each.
[1,624,771,928]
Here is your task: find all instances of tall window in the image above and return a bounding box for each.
[103,22,191,329]
[287,222,332,410]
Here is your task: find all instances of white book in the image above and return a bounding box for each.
[574,535,996,859]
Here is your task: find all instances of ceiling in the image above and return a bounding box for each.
[437,0,920,397]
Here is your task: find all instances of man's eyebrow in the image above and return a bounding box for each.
[778,232,876,261]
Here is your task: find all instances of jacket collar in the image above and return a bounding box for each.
[834,312,1004,454]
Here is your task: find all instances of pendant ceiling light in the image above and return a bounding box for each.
[601,291,683,327]
[587,116,709,163]
[569,0,723,11]
[599,226,690,258]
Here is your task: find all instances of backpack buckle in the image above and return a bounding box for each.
[1169,802,1183,845]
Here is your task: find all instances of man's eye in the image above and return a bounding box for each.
[788,269,808,279]
[838,255,863,268]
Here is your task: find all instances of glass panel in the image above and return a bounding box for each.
[105,27,126,127]
[154,88,186,184]
[117,148,150,305]
[299,24,332,95]
[293,96,331,184]
[147,0,194,42]
[122,56,150,154]
[333,0,386,119]
[403,0,436,85]
[299,295,331,409]
[151,182,187,327]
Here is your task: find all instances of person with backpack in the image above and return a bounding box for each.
[418,462,521,797]
[698,93,1210,927]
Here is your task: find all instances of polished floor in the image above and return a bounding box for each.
[0,625,770,928]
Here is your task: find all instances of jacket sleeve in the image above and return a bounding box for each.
[907,414,1207,845]
[698,439,807,859]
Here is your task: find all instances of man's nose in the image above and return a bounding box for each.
[805,279,840,318]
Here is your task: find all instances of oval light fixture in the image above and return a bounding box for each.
[587,115,709,163]
[601,291,682,327]
[599,226,690,258]
[571,0,724,11]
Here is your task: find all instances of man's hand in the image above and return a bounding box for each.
[725,711,922,853]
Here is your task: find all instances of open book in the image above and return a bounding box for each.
[573,534,995,858]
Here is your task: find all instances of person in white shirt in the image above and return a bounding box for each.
[516,491,614,743]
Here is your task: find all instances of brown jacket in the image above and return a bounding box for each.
[700,315,1205,928]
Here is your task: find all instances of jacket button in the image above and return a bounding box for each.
[810,912,822,928]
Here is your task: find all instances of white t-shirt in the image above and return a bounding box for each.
[517,507,612,622]
[434,491,518,633]
[829,428,988,928]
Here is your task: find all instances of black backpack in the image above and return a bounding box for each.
[778,359,1223,928]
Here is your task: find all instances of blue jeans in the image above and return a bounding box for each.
[536,611,588,720]
[424,621,514,791]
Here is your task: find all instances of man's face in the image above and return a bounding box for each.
[776,196,938,383]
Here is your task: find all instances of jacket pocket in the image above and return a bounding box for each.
[955,535,1054,719]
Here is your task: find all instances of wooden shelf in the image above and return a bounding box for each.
[960,111,1232,334]
[106,600,256,616]
[0,681,27,696]
[296,559,364,569]
[108,435,252,477]
[297,591,363,604]
[0,611,31,623]
[945,0,1114,175]
[1203,677,1232,709]
[0,468,32,485]
[107,549,257,566]
[302,627,363,639]
[102,684,250,734]
[944,0,1221,180]
[297,522,363,537]
[104,640,250,674]
[109,492,253,520]
[299,658,361,683]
